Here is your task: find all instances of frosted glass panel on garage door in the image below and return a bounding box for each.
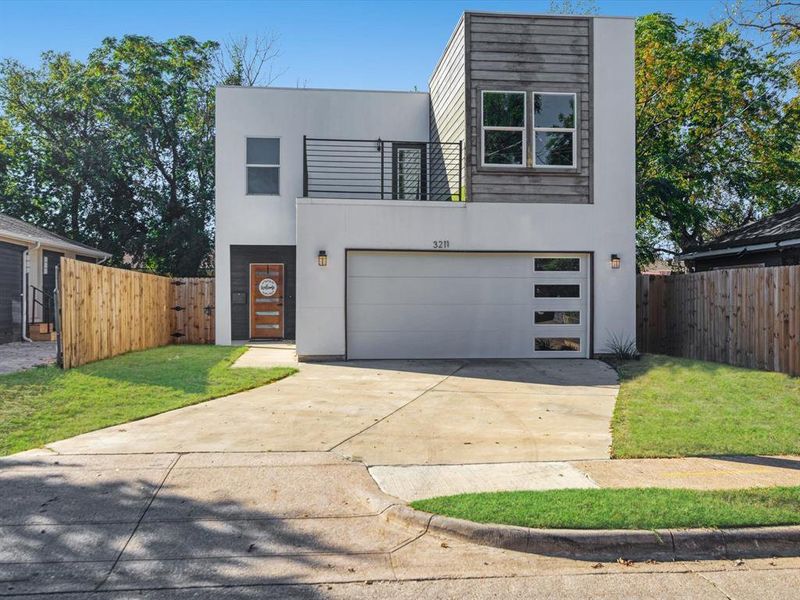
[346,251,589,359]
[531,254,589,358]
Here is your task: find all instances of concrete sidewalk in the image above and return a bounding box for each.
[575,455,800,489]
[3,450,799,598]
[371,455,800,501]
[4,343,800,597]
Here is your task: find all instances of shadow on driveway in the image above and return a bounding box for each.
[319,358,619,389]
[0,453,404,597]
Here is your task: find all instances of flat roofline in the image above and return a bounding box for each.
[464,10,635,20]
[216,85,428,95]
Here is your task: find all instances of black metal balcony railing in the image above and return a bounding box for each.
[303,137,463,202]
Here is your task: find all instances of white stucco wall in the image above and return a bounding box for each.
[214,87,430,344]
[216,17,636,354]
[294,16,636,358]
[592,16,637,354]
[296,198,635,358]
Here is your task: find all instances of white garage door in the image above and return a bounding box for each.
[346,251,589,359]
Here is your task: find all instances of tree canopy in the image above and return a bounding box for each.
[0,37,216,275]
[0,12,798,272]
[635,12,800,264]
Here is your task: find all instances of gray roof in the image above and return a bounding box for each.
[688,203,800,253]
[0,213,110,258]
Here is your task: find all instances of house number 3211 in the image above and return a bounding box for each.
[433,240,450,249]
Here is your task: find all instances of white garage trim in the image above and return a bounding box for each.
[345,250,592,359]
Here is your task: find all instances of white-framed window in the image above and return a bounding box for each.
[246,137,280,195]
[532,92,576,168]
[481,90,526,167]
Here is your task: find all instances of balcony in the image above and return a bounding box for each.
[303,137,463,202]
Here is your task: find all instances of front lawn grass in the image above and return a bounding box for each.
[0,345,296,456]
[610,354,800,458]
[411,487,800,530]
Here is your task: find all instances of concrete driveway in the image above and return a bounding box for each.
[0,341,56,374]
[6,352,800,597]
[48,356,619,465]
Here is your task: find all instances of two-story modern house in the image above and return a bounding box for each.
[215,12,635,360]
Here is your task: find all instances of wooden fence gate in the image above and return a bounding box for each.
[637,266,800,376]
[170,277,215,345]
[58,258,215,369]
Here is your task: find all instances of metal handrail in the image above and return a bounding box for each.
[303,137,464,202]
[29,285,55,330]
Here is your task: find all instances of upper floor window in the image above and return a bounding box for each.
[533,93,576,167]
[481,91,525,166]
[246,137,280,195]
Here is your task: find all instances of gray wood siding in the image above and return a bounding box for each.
[0,240,24,343]
[466,13,592,204]
[429,16,466,200]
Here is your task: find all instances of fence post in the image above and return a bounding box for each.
[54,264,63,368]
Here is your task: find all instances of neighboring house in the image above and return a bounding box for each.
[640,260,675,276]
[681,203,800,272]
[0,213,110,343]
[215,12,636,360]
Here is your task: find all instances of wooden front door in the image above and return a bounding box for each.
[249,263,284,339]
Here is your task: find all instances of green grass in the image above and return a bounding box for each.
[610,354,800,458]
[412,487,800,530]
[0,345,296,456]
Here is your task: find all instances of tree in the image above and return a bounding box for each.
[88,35,218,275]
[214,33,283,87]
[548,0,598,14]
[730,1,800,48]
[0,32,283,275]
[0,53,143,263]
[635,13,800,264]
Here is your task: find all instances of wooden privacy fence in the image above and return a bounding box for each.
[637,266,800,376]
[58,258,214,369]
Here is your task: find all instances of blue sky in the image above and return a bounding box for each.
[1,0,728,90]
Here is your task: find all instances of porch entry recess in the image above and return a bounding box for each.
[346,251,590,360]
[249,263,285,339]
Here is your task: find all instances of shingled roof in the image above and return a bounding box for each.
[686,203,800,254]
[0,213,110,258]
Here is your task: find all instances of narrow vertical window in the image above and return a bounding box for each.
[533,93,576,167]
[481,91,526,166]
[246,138,280,195]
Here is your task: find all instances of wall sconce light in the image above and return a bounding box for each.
[318,250,328,267]
[610,254,621,269]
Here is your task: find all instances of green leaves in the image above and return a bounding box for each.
[0,35,218,276]
[635,13,800,263]
[87,35,217,275]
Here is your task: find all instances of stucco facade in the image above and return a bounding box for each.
[214,13,636,359]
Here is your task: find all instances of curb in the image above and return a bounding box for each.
[381,505,800,561]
